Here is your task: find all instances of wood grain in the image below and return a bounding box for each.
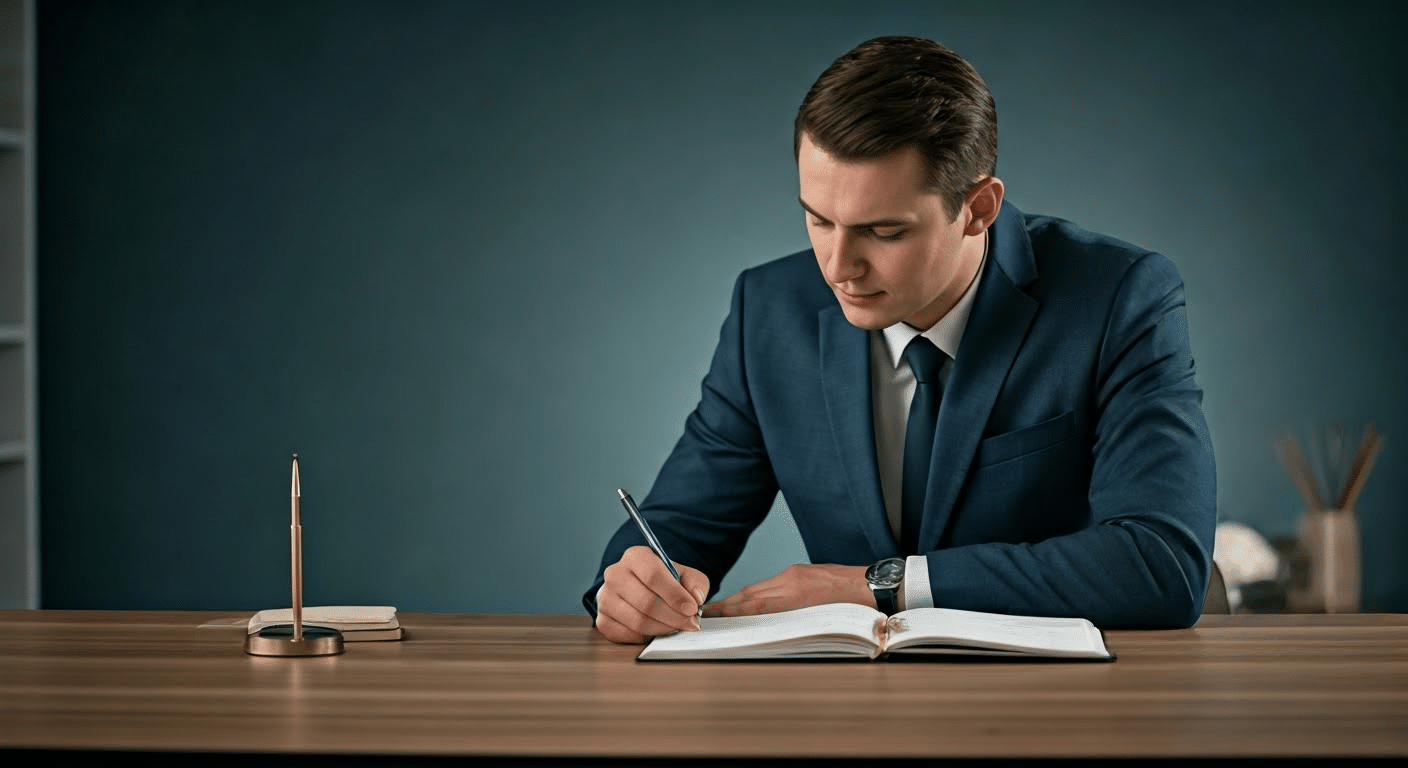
[2,611,1405,758]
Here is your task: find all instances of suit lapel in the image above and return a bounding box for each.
[819,305,897,559]
[919,204,1039,551]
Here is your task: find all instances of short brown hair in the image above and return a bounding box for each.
[795,36,998,218]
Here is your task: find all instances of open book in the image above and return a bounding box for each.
[638,603,1112,661]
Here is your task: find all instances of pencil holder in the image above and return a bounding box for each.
[1287,508,1361,614]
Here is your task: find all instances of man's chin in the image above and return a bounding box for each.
[837,304,894,331]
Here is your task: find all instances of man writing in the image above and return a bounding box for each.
[587,36,1216,643]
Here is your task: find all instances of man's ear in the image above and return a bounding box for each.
[963,176,1005,237]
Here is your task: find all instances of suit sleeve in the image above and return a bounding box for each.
[924,252,1217,628]
[583,273,780,617]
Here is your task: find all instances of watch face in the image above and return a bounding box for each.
[866,558,905,588]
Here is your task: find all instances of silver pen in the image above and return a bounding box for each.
[617,488,702,616]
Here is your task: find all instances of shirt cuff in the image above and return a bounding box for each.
[902,555,933,610]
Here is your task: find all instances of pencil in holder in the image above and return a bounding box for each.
[1276,423,1381,614]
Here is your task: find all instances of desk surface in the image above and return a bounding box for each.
[2,610,1406,759]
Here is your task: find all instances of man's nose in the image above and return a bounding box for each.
[821,233,865,284]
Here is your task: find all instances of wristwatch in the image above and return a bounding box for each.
[865,557,905,615]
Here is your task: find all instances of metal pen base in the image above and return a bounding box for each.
[244,624,345,657]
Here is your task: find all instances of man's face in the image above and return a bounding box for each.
[798,133,985,332]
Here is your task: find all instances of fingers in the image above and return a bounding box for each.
[595,600,686,644]
[596,546,708,644]
[703,581,784,618]
[701,570,788,617]
[622,546,702,616]
[701,563,872,618]
[594,609,646,644]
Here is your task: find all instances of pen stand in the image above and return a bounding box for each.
[245,624,345,657]
[244,454,345,657]
[1285,508,1361,614]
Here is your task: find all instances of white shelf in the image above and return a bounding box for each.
[0,0,35,608]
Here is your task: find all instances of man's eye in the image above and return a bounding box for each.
[809,217,831,228]
[871,228,906,240]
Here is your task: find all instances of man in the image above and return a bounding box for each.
[586,36,1216,644]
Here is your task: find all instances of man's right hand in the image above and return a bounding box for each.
[595,545,710,644]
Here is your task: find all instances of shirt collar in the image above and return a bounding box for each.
[879,231,987,369]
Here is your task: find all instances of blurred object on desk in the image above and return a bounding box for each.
[1213,521,1281,613]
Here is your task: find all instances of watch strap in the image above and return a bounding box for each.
[871,584,899,615]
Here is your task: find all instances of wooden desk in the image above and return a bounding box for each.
[1,611,1405,760]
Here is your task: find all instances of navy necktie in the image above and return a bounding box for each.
[901,336,946,556]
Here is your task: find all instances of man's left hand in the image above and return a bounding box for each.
[702,563,874,617]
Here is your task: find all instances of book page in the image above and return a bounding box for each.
[638,602,886,660]
[885,607,1111,658]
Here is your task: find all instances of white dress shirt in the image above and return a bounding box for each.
[871,239,986,610]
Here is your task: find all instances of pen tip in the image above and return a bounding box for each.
[617,488,627,500]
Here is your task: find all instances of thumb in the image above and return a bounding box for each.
[678,565,710,607]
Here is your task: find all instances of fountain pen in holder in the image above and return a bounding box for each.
[245,454,345,656]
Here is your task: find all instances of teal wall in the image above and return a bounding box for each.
[36,1,1408,612]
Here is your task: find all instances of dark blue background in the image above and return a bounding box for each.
[34,1,1407,612]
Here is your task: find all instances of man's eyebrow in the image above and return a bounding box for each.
[797,197,912,229]
[798,198,828,221]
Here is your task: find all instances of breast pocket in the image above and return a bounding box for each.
[976,411,1076,467]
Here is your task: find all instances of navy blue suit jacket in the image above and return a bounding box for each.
[587,202,1216,628]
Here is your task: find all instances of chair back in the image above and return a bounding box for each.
[1204,561,1231,614]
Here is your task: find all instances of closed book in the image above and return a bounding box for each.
[248,605,402,641]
